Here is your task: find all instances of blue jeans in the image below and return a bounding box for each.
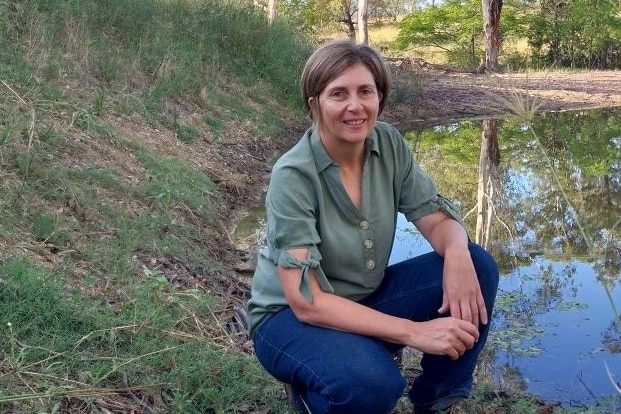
[253,243,499,414]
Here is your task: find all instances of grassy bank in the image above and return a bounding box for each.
[0,0,310,412]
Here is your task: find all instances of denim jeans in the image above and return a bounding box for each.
[253,243,499,414]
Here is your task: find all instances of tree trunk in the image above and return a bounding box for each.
[481,0,502,71]
[476,119,500,248]
[267,0,277,24]
[340,0,356,40]
[357,0,368,45]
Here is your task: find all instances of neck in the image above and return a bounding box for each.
[320,138,365,168]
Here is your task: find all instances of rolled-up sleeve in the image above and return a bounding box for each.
[276,247,333,302]
[405,194,466,229]
[265,165,334,302]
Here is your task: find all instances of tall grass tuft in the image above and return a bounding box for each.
[3,0,311,109]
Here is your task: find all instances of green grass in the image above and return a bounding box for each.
[0,0,312,411]
[0,258,286,413]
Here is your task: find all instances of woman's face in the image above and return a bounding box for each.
[312,63,380,148]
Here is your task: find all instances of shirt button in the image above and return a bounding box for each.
[364,239,373,249]
[366,260,375,270]
[359,221,369,230]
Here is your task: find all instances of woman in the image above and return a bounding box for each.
[248,39,499,414]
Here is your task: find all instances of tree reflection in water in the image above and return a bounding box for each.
[398,107,621,407]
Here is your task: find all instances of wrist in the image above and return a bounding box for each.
[443,243,469,258]
[402,319,423,348]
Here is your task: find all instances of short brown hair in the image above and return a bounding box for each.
[300,40,391,126]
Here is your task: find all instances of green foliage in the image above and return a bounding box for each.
[408,120,482,165]
[0,260,94,351]
[280,0,354,35]
[2,0,310,109]
[31,213,71,246]
[197,0,312,105]
[394,0,621,69]
[395,0,485,66]
[566,110,621,176]
[175,123,199,143]
[525,0,621,69]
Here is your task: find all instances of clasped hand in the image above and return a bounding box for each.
[413,248,487,360]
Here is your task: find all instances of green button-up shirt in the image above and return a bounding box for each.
[247,121,463,336]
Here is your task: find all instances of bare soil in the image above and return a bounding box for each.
[382,69,621,129]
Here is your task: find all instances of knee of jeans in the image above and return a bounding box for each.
[328,369,406,414]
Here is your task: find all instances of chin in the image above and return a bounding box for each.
[344,134,368,144]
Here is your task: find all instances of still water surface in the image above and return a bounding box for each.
[393,108,621,407]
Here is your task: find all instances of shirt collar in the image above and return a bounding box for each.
[309,126,380,173]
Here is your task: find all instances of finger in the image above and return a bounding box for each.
[470,299,479,328]
[451,330,474,356]
[457,327,476,351]
[449,299,462,320]
[477,293,488,325]
[457,318,480,340]
[438,293,449,315]
[460,300,473,324]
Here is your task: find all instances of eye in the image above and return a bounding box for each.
[359,88,377,99]
[329,90,347,101]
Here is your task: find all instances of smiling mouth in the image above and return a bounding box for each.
[343,119,365,126]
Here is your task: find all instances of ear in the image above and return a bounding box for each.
[307,96,314,108]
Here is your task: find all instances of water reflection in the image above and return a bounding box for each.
[396,107,621,407]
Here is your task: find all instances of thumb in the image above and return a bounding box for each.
[438,294,449,315]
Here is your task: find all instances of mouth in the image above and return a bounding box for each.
[343,119,365,126]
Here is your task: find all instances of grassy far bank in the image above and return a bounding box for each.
[0,0,616,413]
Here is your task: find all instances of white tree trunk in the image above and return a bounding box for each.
[357,0,368,45]
[268,0,277,24]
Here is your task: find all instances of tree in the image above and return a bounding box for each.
[476,119,500,247]
[268,0,278,24]
[526,0,621,68]
[396,0,483,66]
[280,0,402,40]
[481,0,502,70]
[358,0,369,44]
[339,0,357,40]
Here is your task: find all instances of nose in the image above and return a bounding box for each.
[346,96,363,111]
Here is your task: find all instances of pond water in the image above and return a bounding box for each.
[392,108,621,408]
[234,107,621,409]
